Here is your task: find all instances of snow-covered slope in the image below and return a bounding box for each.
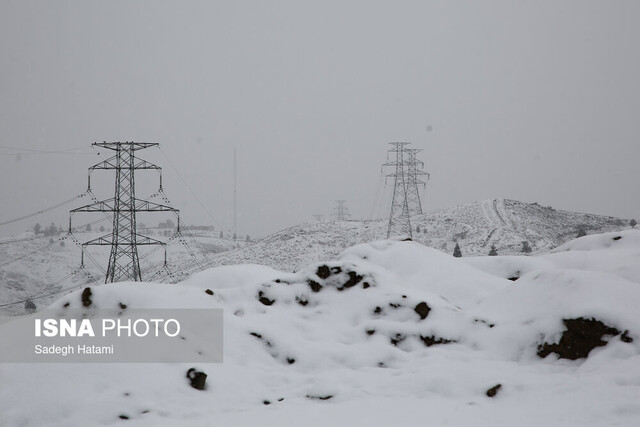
[208,220,387,273]
[412,198,630,256]
[1,230,639,426]
[209,199,630,271]
[0,230,242,316]
[0,199,631,314]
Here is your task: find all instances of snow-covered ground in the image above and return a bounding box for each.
[209,199,632,272]
[1,229,639,426]
[1,199,629,315]
[0,228,244,316]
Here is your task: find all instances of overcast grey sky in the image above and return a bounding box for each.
[1,0,639,238]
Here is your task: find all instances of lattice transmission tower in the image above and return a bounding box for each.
[382,142,429,238]
[405,148,430,216]
[70,142,179,283]
[332,200,351,221]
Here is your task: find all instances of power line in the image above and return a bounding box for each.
[158,147,226,232]
[0,266,95,309]
[0,239,56,268]
[0,145,92,154]
[0,192,88,228]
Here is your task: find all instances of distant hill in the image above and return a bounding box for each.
[0,229,242,315]
[209,199,631,271]
[0,199,631,314]
[412,199,630,256]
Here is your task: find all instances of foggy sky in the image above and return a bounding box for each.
[1,0,639,239]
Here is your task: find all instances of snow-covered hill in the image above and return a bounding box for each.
[0,199,631,314]
[0,229,242,316]
[1,230,639,426]
[209,199,631,271]
[413,199,630,256]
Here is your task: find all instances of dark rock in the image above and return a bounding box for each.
[366,329,376,336]
[389,302,402,309]
[508,276,519,281]
[621,330,633,343]
[420,335,455,347]
[81,287,92,307]
[250,332,272,348]
[316,265,331,279]
[258,291,275,306]
[414,302,431,320]
[338,271,362,290]
[537,317,622,360]
[362,282,370,289]
[373,306,383,315]
[486,384,502,398]
[63,302,70,308]
[613,236,622,241]
[186,368,207,390]
[296,296,309,306]
[331,266,342,274]
[305,394,333,401]
[390,333,405,346]
[278,398,284,402]
[119,302,127,309]
[474,319,495,328]
[205,289,214,295]
[286,357,296,364]
[119,414,130,420]
[307,279,323,293]
[263,400,271,405]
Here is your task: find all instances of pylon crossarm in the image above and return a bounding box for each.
[132,157,161,170]
[134,234,167,246]
[93,142,159,151]
[70,198,116,213]
[82,234,114,246]
[134,199,179,212]
[89,155,161,171]
[89,154,119,171]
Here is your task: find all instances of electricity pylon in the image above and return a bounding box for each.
[404,148,430,216]
[383,142,412,238]
[382,142,429,238]
[70,142,179,283]
[333,200,351,221]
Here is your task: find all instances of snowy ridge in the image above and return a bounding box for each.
[210,199,630,271]
[413,198,629,256]
[0,199,630,313]
[0,230,241,316]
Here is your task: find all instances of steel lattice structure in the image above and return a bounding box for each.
[382,142,429,238]
[70,142,178,283]
[332,200,351,221]
[404,148,430,216]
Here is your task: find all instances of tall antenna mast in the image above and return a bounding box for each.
[233,147,237,236]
